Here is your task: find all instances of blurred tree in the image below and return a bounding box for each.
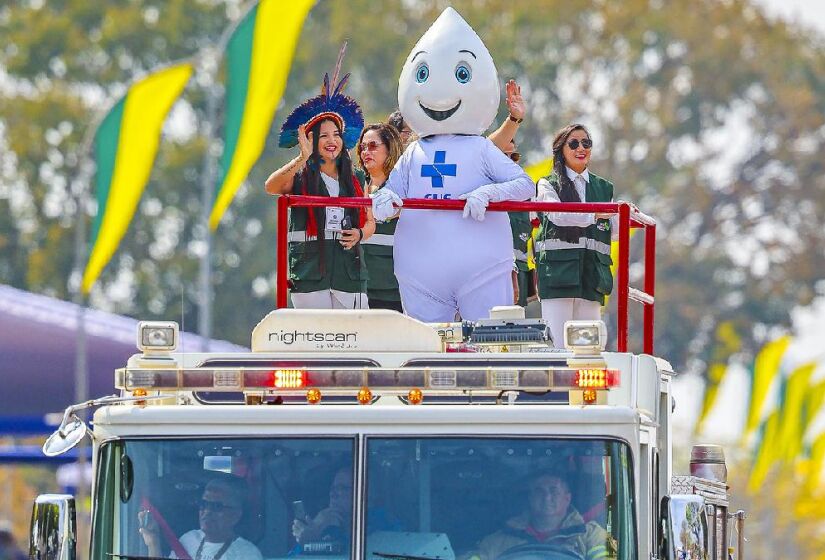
[0,0,823,368]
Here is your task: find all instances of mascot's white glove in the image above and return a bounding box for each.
[458,187,493,221]
[371,189,403,222]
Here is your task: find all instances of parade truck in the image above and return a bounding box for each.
[31,199,745,560]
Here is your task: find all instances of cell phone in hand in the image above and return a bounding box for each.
[341,215,352,231]
[139,510,152,529]
[293,500,307,521]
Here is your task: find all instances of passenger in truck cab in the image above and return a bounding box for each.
[291,466,353,547]
[138,476,262,560]
[291,465,401,553]
[467,470,613,560]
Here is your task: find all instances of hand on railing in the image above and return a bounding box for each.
[458,189,491,221]
[371,189,403,221]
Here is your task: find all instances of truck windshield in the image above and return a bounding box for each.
[364,438,634,560]
[92,437,634,560]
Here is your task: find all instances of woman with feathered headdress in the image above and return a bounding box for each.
[265,45,375,309]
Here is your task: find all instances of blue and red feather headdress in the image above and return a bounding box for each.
[279,43,364,149]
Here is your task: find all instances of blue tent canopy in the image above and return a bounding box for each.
[0,284,249,434]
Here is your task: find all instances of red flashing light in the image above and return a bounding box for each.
[445,343,479,353]
[273,369,307,389]
[576,369,620,389]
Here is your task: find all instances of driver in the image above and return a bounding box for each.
[468,471,613,560]
[139,476,262,560]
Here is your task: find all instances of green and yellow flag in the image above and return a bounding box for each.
[748,408,781,493]
[209,0,314,230]
[82,63,192,294]
[695,363,728,434]
[773,361,817,462]
[804,429,825,494]
[695,322,741,434]
[744,335,792,439]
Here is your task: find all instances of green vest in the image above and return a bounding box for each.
[535,171,614,304]
[287,172,366,294]
[362,184,400,301]
[508,212,532,273]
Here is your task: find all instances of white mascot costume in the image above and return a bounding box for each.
[372,7,535,322]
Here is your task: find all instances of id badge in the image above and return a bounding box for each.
[326,207,344,232]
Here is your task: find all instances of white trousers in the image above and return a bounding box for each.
[540,297,601,348]
[290,289,369,309]
[400,271,513,323]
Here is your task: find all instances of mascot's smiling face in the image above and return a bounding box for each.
[398,7,499,137]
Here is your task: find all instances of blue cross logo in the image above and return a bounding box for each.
[421,151,457,188]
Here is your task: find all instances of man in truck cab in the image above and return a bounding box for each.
[138,476,263,560]
[467,470,614,560]
[292,466,353,547]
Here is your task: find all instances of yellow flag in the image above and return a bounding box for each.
[774,362,817,462]
[748,409,781,493]
[524,157,553,182]
[83,63,193,293]
[695,322,742,434]
[695,363,727,434]
[209,0,313,230]
[743,335,792,439]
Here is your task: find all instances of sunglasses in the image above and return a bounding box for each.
[198,499,236,513]
[507,151,521,163]
[567,138,593,150]
[359,141,384,152]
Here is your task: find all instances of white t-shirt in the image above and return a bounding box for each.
[320,172,340,197]
[320,172,345,232]
[175,530,262,560]
[535,166,618,239]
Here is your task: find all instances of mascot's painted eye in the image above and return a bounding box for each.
[455,64,472,83]
[415,63,430,83]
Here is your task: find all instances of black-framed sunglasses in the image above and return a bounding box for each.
[567,138,593,150]
[507,151,521,163]
[198,499,235,513]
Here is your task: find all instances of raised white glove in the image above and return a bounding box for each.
[458,188,492,221]
[371,189,403,221]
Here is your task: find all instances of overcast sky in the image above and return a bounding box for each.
[751,0,825,35]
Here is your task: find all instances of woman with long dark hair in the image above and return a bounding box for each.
[356,123,404,312]
[534,124,618,347]
[264,50,375,309]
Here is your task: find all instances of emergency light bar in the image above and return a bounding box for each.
[115,366,620,396]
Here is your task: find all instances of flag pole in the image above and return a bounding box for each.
[68,100,106,555]
[198,61,218,349]
[197,0,260,349]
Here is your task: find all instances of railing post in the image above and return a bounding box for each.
[276,195,289,309]
[643,223,656,354]
[616,203,630,352]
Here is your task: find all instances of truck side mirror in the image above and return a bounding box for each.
[30,494,77,560]
[659,495,709,560]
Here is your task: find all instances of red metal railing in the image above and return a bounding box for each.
[275,196,656,354]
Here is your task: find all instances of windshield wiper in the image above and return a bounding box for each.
[371,552,446,560]
[107,553,175,560]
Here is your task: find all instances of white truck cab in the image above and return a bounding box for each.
[31,309,744,560]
